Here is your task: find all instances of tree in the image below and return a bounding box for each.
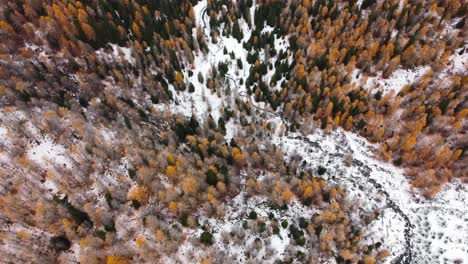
[81,23,96,41]
[128,186,148,204]
[304,186,313,198]
[363,256,376,264]
[402,136,417,151]
[107,256,129,264]
[198,72,204,83]
[206,169,218,186]
[175,71,184,85]
[280,188,293,204]
[50,236,71,252]
[166,165,177,177]
[200,231,214,245]
[132,22,142,39]
[232,147,245,165]
[169,201,178,214]
[182,176,198,193]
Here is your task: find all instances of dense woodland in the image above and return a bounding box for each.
[0,0,466,263]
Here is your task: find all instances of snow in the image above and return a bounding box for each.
[0,127,7,140]
[437,46,467,85]
[110,44,134,64]
[450,49,467,73]
[27,137,72,169]
[127,1,468,263]
[274,128,468,263]
[161,0,291,122]
[1,109,68,169]
[112,44,135,64]
[26,136,73,196]
[261,25,274,34]
[364,210,406,258]
[356,0,364,8]
[352,46,466,95]
[352,66,430,95]
[160,2,468,262]
[0,127,7,162]
[439,248,468,264]
[1,1,465,263]
[192,0,207,29]
[224,119,237,141]
[172,189,317,263]
[95,44,135,66]
[155,0,254,122]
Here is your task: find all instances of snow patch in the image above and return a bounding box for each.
[352,66,430,95]
[173,191,317,263]
[110,44,135,64]
[27,137,72,169]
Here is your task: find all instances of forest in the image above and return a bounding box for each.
[0,0,466,263]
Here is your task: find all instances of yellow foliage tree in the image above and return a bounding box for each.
[232,147,245,164]
[182,176,198,193]
[167,153,176,165]
[169,201,178,214]
[107,255,129,264]
[81,23,95,40]
[304,186,313,198]
[135,235,145,248]
[280,188,294,204]
[363,256,376,264]
[166,165,177,177]
[132,22,142,39]
[341,249,353,260]
[16,229,31,240]
[0,21,14,33]
[322,210,337,223]
[155,229,165,241]
[402,136,417,151]
[175,71,184,85]
[128,186,148,203]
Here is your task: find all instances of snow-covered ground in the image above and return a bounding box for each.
[156,0,290,125]
[156,123,467,263]
[172,191,319,263]
[351,66,431,95]
[351,46,467,95]
[154,0,254,122]
[437,46,467,87]
[28,137,72,169]
[275,129,468,264]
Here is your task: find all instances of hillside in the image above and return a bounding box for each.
[0,0,466,263]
